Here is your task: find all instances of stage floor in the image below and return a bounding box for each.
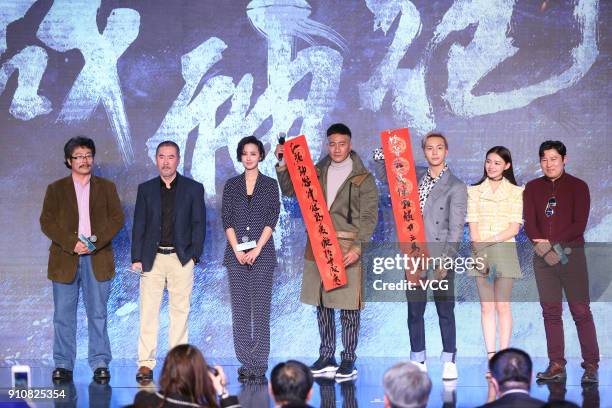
[0,357,607,407]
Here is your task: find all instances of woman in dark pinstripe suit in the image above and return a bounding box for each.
[222,136,280,381]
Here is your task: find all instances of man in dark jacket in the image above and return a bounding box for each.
[40,136,124,383]
[477,348,544,408]
[131,140,206,383]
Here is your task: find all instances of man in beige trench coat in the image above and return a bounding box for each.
[275,123,379,382]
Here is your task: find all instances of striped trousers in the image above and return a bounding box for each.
[318,378,357,408]
[317,305,360,362]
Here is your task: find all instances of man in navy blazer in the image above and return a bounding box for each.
[131,140,205,383]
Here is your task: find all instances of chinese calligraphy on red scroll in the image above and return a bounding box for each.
[284,135,347,291]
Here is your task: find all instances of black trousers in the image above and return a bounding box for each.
[317,305,360,362]
[228,264,273,376]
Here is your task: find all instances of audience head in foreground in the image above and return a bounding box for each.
[383,361,432,408]
[477,348,544,408]
[134,344,234,408]
[270,360,314,407]
[489,348,532,395]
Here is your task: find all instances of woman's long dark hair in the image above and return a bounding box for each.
[158,344,218,408]
[473,146,517,186]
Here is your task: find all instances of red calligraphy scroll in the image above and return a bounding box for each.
[381,128,428,280]
[284,135,347,291]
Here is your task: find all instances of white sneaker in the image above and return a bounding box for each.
[442,362,458,380]
[412,361,427,373]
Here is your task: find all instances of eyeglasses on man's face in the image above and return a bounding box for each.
[71,154,94,161]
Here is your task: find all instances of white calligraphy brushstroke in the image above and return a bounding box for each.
[237,0,343,174]
[0,1,51,120]
[148,0,343,255]
[147,37,237,192]
[359,0,434,134]
[0,46,52,120]
[392,62,434,133]
[247,0,347,56]
[240,0,343,247]
[149,0,342,201]
[437,0,599,117]
[584,214,612,301]
[0,0,37,56]
[37,1,140,165]
[115,301,138,317]
[586,213,612,242]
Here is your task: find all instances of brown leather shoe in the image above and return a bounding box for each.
[536,362,566,382]
[581,364,598,384]
[136,366,153,383]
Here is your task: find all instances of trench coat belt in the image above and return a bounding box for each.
[336,231,358,240]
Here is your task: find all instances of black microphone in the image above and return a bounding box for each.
[278,132,286,161]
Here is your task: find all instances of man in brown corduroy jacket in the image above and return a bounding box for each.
[40,136,124,383]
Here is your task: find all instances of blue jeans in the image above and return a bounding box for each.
[53,255,112,370]
[406,272,456,363]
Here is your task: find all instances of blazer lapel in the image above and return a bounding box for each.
[239,172,250,206]
[252,171,263,197]
[424,170,451,212]
[63,176,79,219]
[172,174,183,225]
[318,160,329,198]
[481,177,510,202]
[241,171,261,199]
[152,176,162,221]
[89,176,99,218]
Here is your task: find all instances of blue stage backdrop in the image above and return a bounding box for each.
[0,0,610,362]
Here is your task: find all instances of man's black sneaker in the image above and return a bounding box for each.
[335,360,357,382]
[93,367,111,382]
[93,367,110,381]
[310,357,338,375]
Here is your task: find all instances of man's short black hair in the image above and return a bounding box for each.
[326,123,351,138]
[539,140,567,158]
[64,136,95,169]
[489,348,532,393]
[270,360,313,404]
[236,135,265,162]
[156,140,180,157]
